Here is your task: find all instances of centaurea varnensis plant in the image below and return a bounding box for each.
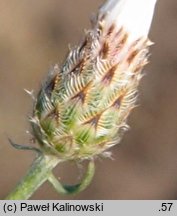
[6,0,157,199]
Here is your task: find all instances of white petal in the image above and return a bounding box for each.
[99,0,157,41]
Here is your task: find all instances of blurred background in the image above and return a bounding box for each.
[0,0,177,200]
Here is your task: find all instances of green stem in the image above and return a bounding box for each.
[5,155,61,200]
[48,160,95,195]
[5,154,95,200]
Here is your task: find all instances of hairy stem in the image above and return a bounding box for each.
[5,154,95,200]
[5,155,61,200]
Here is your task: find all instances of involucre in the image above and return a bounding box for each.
[31,0,156,160]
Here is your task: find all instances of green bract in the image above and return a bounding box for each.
[31,13,150,160]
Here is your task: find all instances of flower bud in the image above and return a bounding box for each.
[31,0,157,160]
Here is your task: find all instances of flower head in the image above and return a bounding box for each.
[31,0,157,160]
